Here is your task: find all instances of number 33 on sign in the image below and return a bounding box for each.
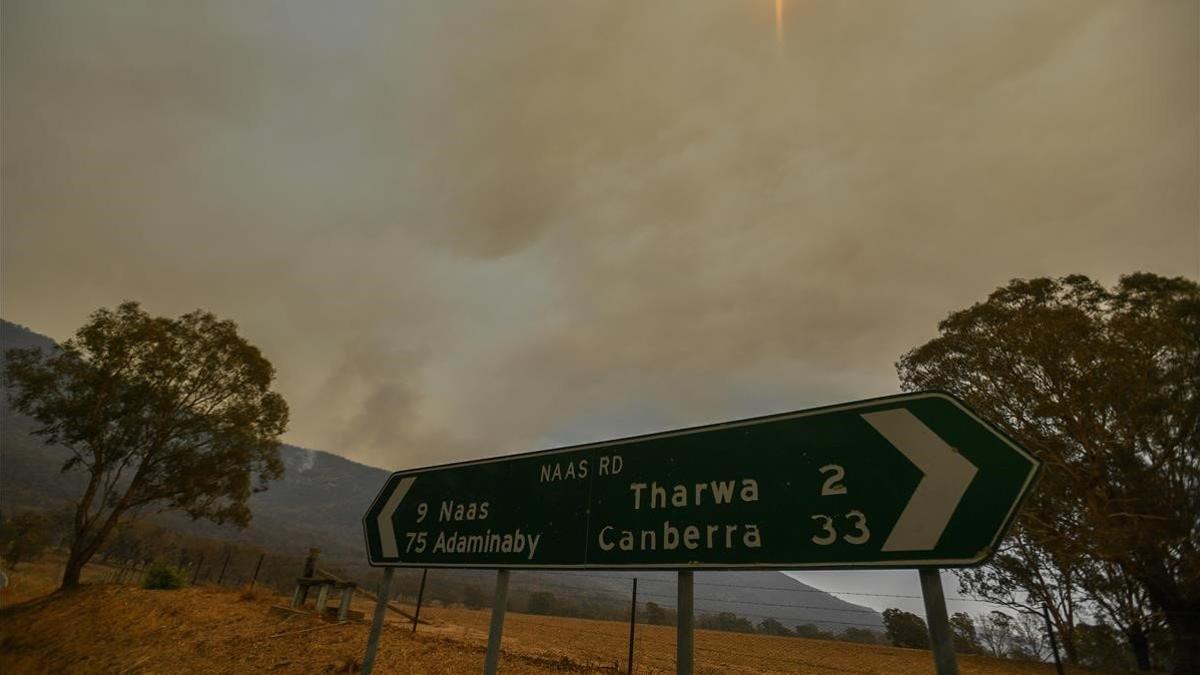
[811,464,870,546]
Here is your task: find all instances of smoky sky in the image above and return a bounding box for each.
[3,1,1198,470]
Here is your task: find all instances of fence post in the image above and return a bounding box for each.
[216,550,232,585]
[483,569,510,675]
[361,567,395,675]
[299,548,320,604]
[627,577,638,674]
[677,571,693,675]
[918,569,959,675]
[412,569,428,633]
[191,553,205,585]
[250,553,265,589]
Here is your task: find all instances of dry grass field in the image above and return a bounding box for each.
[416,604,1088,675]
[1,559,1095,674]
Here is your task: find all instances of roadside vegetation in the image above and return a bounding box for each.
[3,302,289,589]
[898,273,1198,673]
[2,272,1195,673]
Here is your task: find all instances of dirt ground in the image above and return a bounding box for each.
[1,559,1092,674]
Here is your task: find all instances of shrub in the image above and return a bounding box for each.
[527,591,557,615]
[0,511,52,569]
[142,561,186,590]
[882,608,929,649]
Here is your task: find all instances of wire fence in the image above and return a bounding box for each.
[367,567,1063,673]
[85,549,1065,673]
[90,547,321,595]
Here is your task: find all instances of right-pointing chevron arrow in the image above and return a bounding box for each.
[862,408,979,552]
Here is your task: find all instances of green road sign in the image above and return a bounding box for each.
[362,392,1039,570]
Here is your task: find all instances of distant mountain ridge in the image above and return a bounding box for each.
[0,318,881,632]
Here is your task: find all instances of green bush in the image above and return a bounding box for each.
[142,561,186,590]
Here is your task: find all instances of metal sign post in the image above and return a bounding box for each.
[412,568,428,632]
[363,392,1038,571]
[627,578,638,674]
[483,569,511,675]
[361,567,394,675]
[677,571,693,675]
[919,569,958,675]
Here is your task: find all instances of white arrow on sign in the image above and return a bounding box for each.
[862,409,979,552]
[378,476,416,558]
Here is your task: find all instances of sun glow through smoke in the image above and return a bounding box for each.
[775,0,784,46]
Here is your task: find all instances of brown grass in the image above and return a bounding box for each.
[237,584,274,603]
[414,604,1092,675]
[1,559,1095,674]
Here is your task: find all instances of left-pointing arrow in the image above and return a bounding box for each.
[378,476,416,558]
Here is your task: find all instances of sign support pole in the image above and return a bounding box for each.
[627,577,638,673]
[483,569,510,675]
[362,567,394,675]
[412,568,428,632]
[918,569,959,675]
[676,571,694,675]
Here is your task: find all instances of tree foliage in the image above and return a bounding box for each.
[757,617,793,637]
[792,623,834,640]
[641,601,675,626]
[976,611,1015,658]
[949,612,980,654]
[697,611,755,633]
[0,510,52,569]
[1076,621,1139,672]
[839,627,882,644]
[527,590,557,615]
[1007,612,1049,662]
[897,273,1199,673]
[882,608,929,649]
[3,302,289,588]
[461,583,487,609]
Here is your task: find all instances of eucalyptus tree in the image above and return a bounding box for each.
[4,302,288,589]
[898,273,1198,674]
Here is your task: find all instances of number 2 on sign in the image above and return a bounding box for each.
[819,464,847,495]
